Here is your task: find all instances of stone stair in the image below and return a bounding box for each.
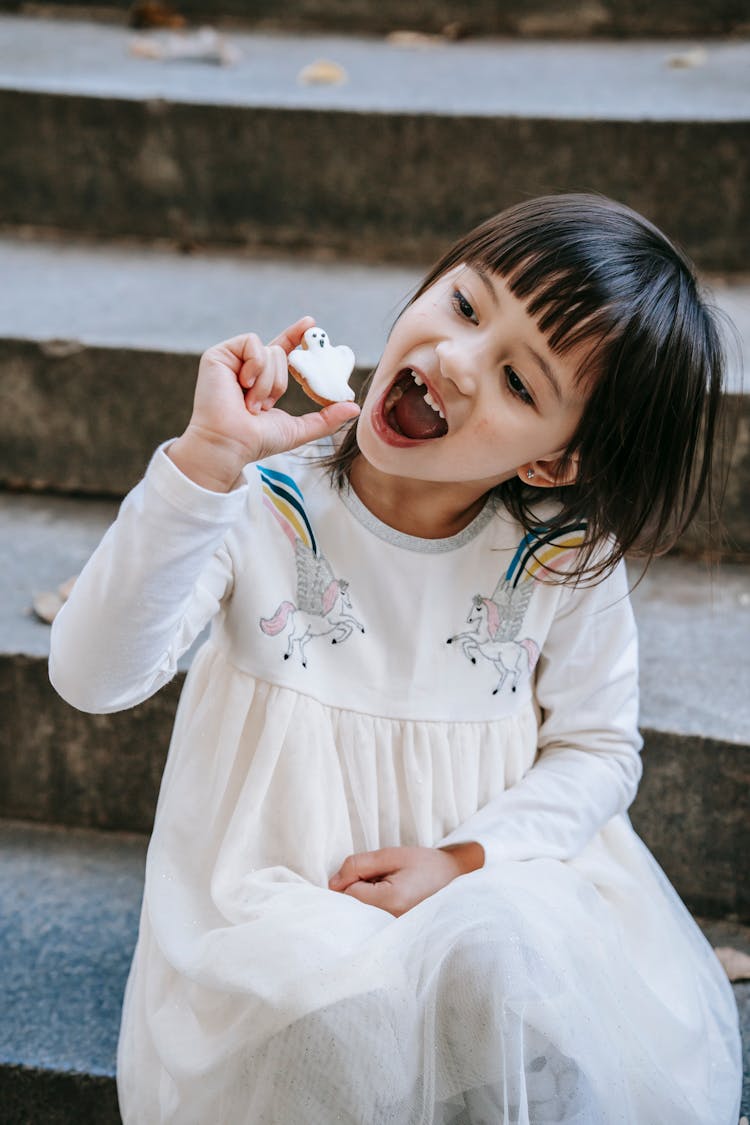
[0,7,747,1121]
[1,18,748,269]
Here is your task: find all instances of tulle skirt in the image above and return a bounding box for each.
[117,649,741,1123]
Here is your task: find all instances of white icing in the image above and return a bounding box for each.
[289,328,356,402]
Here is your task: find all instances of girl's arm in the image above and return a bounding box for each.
[49,446,245,713]
[50,318,359,714]
[438,559,643,864]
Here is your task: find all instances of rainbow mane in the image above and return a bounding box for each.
[505,522,587,586]
[258,465,317,555]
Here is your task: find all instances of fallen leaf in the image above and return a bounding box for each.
[32,574,79,625]
[666,47,707,69]
[58,575,78,600]
[713,945,750,981]
[386,30,445,48]
[297,59,348,86]
[33,591,64,625]
[129,28,241,66]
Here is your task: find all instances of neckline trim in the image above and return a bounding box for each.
[338,480,498,554]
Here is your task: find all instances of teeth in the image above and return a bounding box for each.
[423,392,443,418]
[389,370,447,423]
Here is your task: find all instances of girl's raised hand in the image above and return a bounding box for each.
[169,316,360,492]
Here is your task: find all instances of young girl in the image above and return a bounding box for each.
[50,194,741,1124]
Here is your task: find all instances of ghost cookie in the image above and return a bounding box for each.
[288,327,356,407]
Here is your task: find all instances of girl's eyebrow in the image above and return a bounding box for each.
[470,265,563,401]
[522,344,563,402]
[469,264,499,305]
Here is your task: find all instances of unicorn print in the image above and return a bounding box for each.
[447,522,587,694]
[447,579,539,695]
[258,465,364,667]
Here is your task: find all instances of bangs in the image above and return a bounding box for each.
[446,192,695,371]
[468,240,628,364]
[499,256,619,358]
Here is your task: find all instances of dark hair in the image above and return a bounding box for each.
[326,193,730,582]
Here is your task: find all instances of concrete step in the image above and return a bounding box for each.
[0,490,748,918]
[0,232,747,552]
[0,16,748,270]
[0,234,415,495]
[2,0,749,39]
[0,819,143,1123]
[0,818,747,1123]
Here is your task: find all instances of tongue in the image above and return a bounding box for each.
[392,382,448,440]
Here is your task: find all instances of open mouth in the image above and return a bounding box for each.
[381,369,449,441]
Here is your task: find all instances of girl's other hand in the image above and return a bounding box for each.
[169,316,360,492]
[328,844,484,918]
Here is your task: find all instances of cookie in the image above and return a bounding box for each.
[288,327,356,407]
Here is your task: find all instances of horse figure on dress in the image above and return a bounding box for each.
[260,541,365,667]
[447,578,539,694]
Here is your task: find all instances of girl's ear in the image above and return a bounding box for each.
[519,450,580,489]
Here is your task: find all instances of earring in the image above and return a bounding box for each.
[526,468,535,480]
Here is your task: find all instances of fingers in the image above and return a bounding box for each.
[343,879,407,917]
[329,848,402,892]
[212,319,316,415]
[282,402,360,451]
[208,318,314,372]
[269,315,316,355]
[242,343,287,414]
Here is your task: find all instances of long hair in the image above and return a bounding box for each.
[324,194,731,582]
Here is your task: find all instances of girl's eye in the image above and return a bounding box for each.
[451,289,478,324]
[505,366,534,406]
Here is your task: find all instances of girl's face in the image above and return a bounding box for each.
[356,265,593,494]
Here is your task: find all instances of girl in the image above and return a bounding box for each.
[50,194,741,1124]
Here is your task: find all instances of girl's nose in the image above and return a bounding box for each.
[435,340,478,396]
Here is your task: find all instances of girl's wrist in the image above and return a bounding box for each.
[439,841,485,875]
[168,427,251,493]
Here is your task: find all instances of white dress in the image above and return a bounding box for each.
[49,441,741,1125]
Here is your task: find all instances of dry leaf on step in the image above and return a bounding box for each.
[33,591,64,625]
[32,575,79,625]
[58,575,78,600]
[129,28,241,66]
[297,59,348,85]
[713,945,750,981]
[665,48,707,69]
[386,30,445,48]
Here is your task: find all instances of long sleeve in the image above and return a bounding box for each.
[439,559,643,864]
[49,444,249,714]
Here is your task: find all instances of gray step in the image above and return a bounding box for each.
[0,820,143,1123]
[0,17,748,270]
[0,233,748,552]
[0,818,748,1124]
[0,235,413,493]
[2,0,748,38]
[0,491,748,918]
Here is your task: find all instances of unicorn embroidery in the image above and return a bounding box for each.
[447,522,587,694]
[258,465,364,667]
